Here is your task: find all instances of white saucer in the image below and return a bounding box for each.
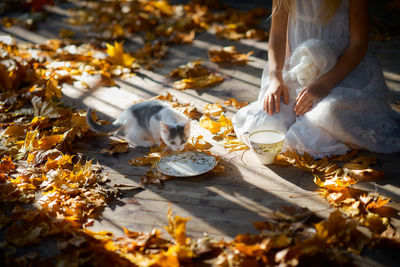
[157,151,217,177]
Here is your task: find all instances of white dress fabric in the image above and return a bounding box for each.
[232,0,400,157]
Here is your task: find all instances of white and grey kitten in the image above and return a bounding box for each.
[87,100,190,151]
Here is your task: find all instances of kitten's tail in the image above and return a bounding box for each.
[86,108,124,133]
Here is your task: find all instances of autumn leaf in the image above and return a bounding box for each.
[189,135,213,150]
[199,115,221,134]
[129,152,162,169]
[173,74,223,90]
[37,134,64,151]
[165,207,191,246]
[208,46,253,65]
[0,156,16,173]
[169,60,209,79]
[106,41,135,67]
[342,156,384,181]
[203,103,223,116]
[224,98,248,109]
[1,125,27,142]
[45,78,62,101]
[101,139,129,155]
[366,197,390,211]
[170,30,196,44]
[140,170,169,186]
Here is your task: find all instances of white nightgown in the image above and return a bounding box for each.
[232,0,400,158]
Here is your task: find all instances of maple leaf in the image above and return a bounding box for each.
[100,139,129,156]
[342,156,384,181]
[0,156,16,173]
[189,135,213,150]
[1,125,27,142]
[224,98,249,109]
[169,30,196,44]
[140,170,169,186]
[366,197,390,211]
[208,46,253,65]
[203,103,223,116]
[165,207,191,246]
[129,153,162,169]
[31,96,63,118]
[45,78,62,101]
[106,41,135,67]
[169,60,209,79]
[310,210,369,254]
[70,110,90,138]
[173,74,223,90]
[37,134,64,151]
[199,115,221,134]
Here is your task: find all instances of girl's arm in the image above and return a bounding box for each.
[263,0,289,115]
[294,0,369,116]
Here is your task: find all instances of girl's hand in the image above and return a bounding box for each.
[263,78,289,115]
[294,81,330,116]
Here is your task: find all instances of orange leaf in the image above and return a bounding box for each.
[224,98,248,109]
[0,156,16,173]
[165,207,190,245]
[173,74,223,90]
[203,103,223,116]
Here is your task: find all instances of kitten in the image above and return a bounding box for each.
[86,100,190,151]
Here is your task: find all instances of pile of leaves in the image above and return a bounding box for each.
[65,0,269,42]
[0,37,124,264]
[1,0,400,265]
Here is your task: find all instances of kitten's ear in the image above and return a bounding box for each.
[183,120,191,134]
[160,121,170,134]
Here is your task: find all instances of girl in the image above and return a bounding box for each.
[233,0,400,158]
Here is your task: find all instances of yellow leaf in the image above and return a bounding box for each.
[1,125,26,142]
[37,134,64,151]
[165,207,190,246]
[106,41,135,67]
[19,130,39,155]
[204,103,223,116]
[366,197,390,211]
[129,152,162,169]
[45,78,62,100]
[70,110,90,138]
[198,115,221,134]
[173,74,223,90]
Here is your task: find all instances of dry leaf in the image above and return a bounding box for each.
[106,41,135,67]
[208,46,253,65]
[173,74,223,90]
[101,140,129,155]
[203,103,223,116]
[224,98,248,109]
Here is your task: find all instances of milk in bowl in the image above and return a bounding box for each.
[249,130,285,164]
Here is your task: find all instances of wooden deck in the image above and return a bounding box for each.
[2,2,400,265]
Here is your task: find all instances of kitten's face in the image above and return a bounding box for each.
[160,121,190,151]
